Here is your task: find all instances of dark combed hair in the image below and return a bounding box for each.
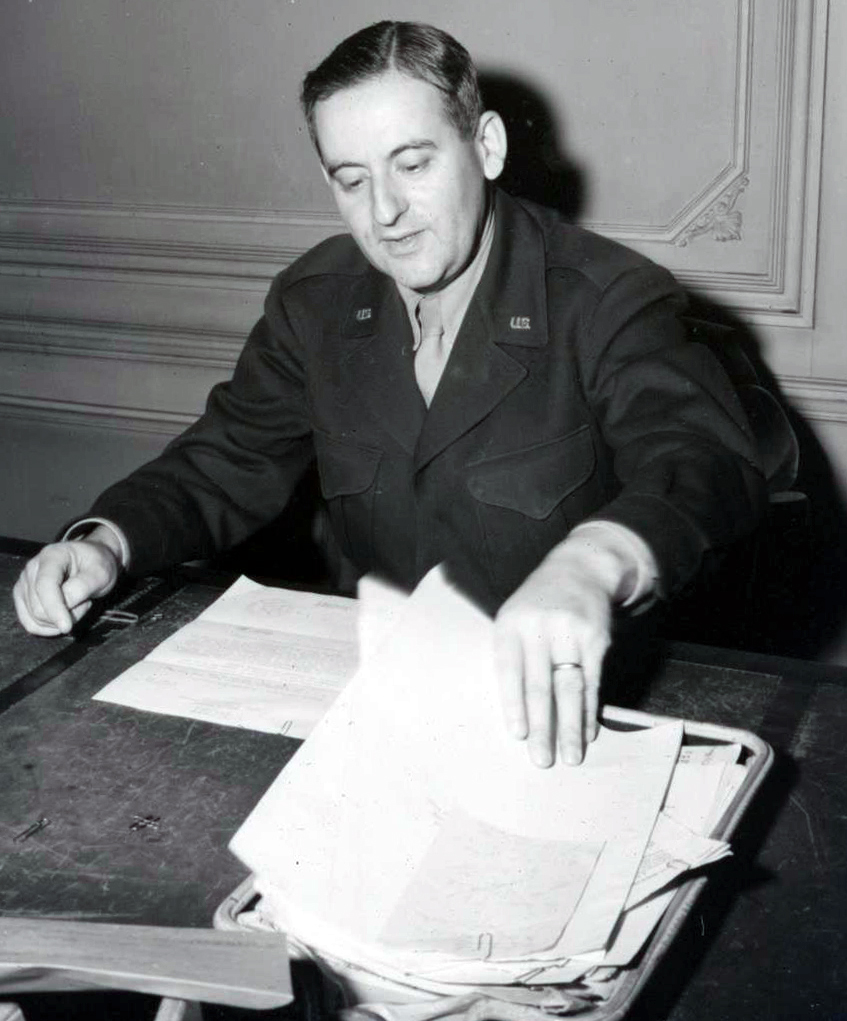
[301,21,484,157]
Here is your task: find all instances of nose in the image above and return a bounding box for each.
[371,174,407,226]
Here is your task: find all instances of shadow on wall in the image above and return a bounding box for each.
[479,70,586,222]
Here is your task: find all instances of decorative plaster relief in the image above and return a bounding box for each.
[677,176,750,246]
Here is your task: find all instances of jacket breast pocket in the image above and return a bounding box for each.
[313,430,382,564]
[466,425,597,519]
[464,426,601,597]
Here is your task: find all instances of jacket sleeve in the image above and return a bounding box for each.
[86,272,316,577]
[572,263,769,597]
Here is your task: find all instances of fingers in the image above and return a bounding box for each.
[553,664,587,766]
[550,626,609,761]
[12,541,120,637]
[62,573,101,612]
[493,605,609,768]
[579,632,609,745]
[523,637,557,768]
[68,598,93,623]
[494,628,529,740]
[14,549,75,635]
[12,575,65,636]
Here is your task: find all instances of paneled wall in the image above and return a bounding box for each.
[2,1,843,650]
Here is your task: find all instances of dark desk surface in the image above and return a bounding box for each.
[0,552,845,1021]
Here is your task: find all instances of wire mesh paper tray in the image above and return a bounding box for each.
[214,705,773,1020]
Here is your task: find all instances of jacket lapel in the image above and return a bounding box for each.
[414,191,550,471]
[338,272,425,453]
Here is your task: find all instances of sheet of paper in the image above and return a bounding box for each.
[195,576,358,640]
[147,619,357,683]
[625,811,731,908]
[379,807,603,959]
[94,576,358,736]
[230,565,682,981]
[677,743,741,768]
[575,886,678,969]
[356,574,410,664]
[92,661,337,738]
[571,744,743,969]
[668,744,742,835]
[665,765,735,838]
[0,918,291,1010]
[705,762,748,833]
[510,957,598,988]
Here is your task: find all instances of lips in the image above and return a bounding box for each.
[381,229,425,254]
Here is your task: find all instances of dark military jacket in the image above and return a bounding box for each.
[90,190,766,612]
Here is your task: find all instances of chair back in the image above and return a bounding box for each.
[685,317,799,494]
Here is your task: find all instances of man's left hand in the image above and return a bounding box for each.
[493,533,640,768]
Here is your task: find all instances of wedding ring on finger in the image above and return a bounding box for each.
[552,663,585,689]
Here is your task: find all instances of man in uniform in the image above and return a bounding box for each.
[13,22,766,767]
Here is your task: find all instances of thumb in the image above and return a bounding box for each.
[62,573,101,611]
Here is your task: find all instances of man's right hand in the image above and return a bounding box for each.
[13,530,123,636]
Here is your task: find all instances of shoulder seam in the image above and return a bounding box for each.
[277,233,369,291]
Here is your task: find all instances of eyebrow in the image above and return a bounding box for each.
[326,140,437,178]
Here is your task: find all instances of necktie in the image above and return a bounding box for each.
[414,295,446,406]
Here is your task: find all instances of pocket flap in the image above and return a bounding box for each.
[314,431,382,499]
[466,426,596,519]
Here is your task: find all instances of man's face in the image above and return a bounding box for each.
[314,70,502,293]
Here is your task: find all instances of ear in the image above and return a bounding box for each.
[475,110,507,181]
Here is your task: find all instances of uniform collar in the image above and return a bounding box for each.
[395,204,496,348]
[340,188,549,349]
[474,188,549,348]
[336,191,551,466]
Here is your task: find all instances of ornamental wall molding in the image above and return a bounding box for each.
[583,0,755,245]
[0,199,341,285]
[584,0,827,326]
[676,175,750,247]
[781,377,847,425]
[0,391,196,437]
[0,313,242,371]
[4,370,846,433]
[0,0,828,355]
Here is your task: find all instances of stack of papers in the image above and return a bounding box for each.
[227,567,745,1004]
[92,568,746,1008]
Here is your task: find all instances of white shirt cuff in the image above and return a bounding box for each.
[563,521,658,606]
[62,517,131,570]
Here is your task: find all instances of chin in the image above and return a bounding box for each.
[389,267,439,292]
